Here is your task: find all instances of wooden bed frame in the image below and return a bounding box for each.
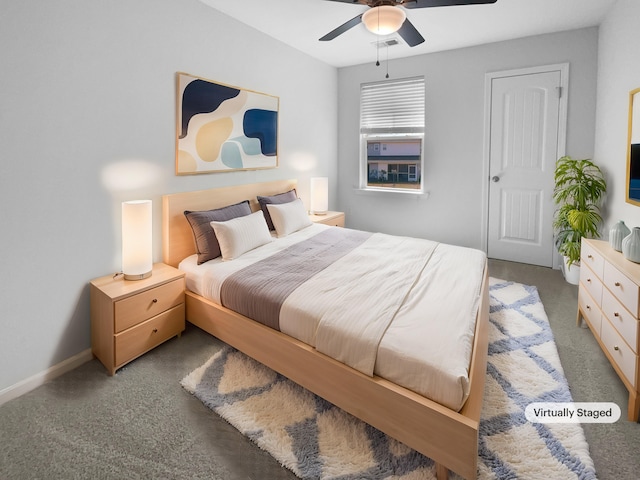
[162,179,490,480]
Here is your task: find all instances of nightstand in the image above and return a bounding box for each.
[309,211,345,227]
[90,263,185,375]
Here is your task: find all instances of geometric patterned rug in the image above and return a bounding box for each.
[181,278,598,479]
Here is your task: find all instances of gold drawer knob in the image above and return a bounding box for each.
[588,254,593,259]
[587,278,592,283]
[152,298,158,303]
[152,328,158,333]
[614,345,619,351]
[614,312,620,317]
[615,282,621,287]
[586,305,591,310]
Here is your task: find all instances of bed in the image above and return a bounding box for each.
[162,179,490,480]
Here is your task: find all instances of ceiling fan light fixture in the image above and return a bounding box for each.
[362,6,406,36]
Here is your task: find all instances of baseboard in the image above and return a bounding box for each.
[0,348,93,407]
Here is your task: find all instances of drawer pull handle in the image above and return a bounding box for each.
[152,298,158,303]
[614,312,620,317]
[615,282,621,287]
[614,345,619,351]
[152,328,158,333]
[586,305,591,310]
[587,278,591,283]
[588,254,593,259]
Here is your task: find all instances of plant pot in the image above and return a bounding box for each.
[562,256,580,285]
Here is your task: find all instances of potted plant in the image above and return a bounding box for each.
[553,156,607,284]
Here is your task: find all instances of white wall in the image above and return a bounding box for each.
[336,28,599,249]
[593,0,640,232]
[2,0,626,395]
[0,0,337,392]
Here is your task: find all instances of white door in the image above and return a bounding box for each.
[486,67,566,268]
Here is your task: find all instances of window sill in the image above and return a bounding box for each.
[354,187,430,199]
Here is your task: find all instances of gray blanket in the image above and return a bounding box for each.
[220,228,372,330]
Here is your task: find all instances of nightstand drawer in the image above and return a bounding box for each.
[115,278,184,333]
[604,262,640,317]
[115,303,185,367]
[317,215,345,227]
[580,262,603,305]
[579,287,602,335]
[602,288,639,353]
[309,211,345,227]
[601,317,637,388]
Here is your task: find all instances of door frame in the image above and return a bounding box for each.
[480,63,569,269]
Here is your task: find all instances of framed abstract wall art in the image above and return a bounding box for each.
[176,72,279,175]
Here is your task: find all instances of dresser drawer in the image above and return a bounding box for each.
[602,288,640,353]
[115,278,185,333]
[579,287,602,335]
[603,262,640,318]
[581,241,605,279]
[115,303,185,367]
[580,262,603,305]
[601,317,638,389]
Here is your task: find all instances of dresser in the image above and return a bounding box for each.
[90,263,185,375]
[578,238,640,421]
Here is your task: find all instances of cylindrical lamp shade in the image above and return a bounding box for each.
[122,200,152,280]
[310,177,328,215]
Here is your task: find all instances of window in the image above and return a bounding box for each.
[360,77,425,192]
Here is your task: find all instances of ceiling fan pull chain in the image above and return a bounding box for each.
[375,6,381,67]
[386,44,390,78]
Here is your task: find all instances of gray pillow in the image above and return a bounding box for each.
[184,200,252,264]
[257,189,297,230]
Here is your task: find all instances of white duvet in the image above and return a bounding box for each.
[179,223,486,411]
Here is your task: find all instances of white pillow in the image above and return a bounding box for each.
[209,210,272,260]
[266,198,313,237]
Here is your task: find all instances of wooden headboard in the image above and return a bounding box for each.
[162,179,297,268]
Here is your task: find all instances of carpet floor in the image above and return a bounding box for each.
[181,278,597,479]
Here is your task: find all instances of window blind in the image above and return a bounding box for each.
[360,76,425,134]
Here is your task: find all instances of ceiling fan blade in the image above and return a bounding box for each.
[322,0,370,4]
[403,0,497,8]
[397,19,425,47]
[319,14,363,41]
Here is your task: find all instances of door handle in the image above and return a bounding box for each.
[491,175,500,182]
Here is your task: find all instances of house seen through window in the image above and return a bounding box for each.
[366,138,422,189]
[360,76,425,192]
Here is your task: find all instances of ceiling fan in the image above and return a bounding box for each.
[319,0,498,47]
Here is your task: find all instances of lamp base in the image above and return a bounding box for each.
[124,271,152,281]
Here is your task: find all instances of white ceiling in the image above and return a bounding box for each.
[200,0,617,68]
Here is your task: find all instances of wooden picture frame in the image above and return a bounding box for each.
[626,88,640,205]
[175,72,279,175]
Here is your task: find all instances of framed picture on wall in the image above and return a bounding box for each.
[175,72,279,175]
[627,87,640,204]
